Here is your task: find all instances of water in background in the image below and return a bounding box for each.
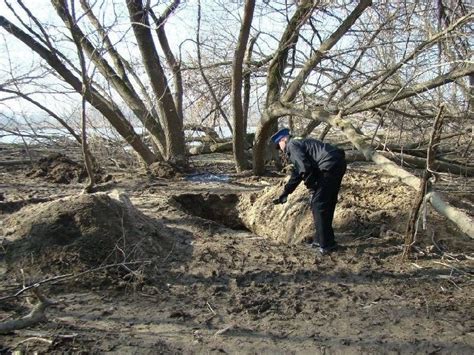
[185,173,231,183]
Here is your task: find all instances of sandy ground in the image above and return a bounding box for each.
[0,146,473,354]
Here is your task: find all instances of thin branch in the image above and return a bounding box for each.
[282,0,372,102]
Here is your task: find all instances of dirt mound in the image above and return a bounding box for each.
[2,191,172,278]
[238,167,417,244]
[148,161,182,179]
[26,153,111,184]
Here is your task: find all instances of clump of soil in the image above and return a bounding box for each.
[26,153,111,184]
[148,161,182,179]
[238,167,417,244]
[2,191,172,279]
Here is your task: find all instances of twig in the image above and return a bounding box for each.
[214,324,234,336]
[0,260,151,302]
[433,261,470,275]
[353,228,378,240]
[447,278,463,290]
[431,231,444,254]
[162,239,176,263]
[14,337,53,347]
[0,288,56,334]
[207,302,216,315]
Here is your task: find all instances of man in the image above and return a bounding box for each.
[270,128,347,255]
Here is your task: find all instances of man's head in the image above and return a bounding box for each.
[270,128,290,151]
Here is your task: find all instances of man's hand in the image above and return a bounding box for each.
[272,194,288,205]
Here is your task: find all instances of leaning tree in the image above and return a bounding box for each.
[0,0,187,165]
[245,0,473,237]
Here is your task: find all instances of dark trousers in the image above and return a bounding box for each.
[310,160,346,248]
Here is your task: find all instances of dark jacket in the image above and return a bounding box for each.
[283,137,345,195]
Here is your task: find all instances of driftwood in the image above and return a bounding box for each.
[189,145,212,155]
[185,136,226,144]
[184,124,220,139]
[0,288,56,335]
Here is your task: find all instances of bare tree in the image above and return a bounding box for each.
[247,0,473,236]
[0,7,157,164]
[127,1,186,165]
[1,1,192,166]
[62,0,95,192]
[0,87,82,144]
[196,0,233,136]
[232,0,255,172]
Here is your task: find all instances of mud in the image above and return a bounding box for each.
[2,192,174,282]
[26,153,111,184]
[0,149,473,354]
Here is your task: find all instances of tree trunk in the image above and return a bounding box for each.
[211,141,233,153]
[67,0,96,193]
[127,2,186,165]
[149,1,184,120]
[252,1,315,175]
[232,0,255,172]
[54,0,166,158]
[252,113,277,175]
[189,145,212,155]
[0,15,156,165]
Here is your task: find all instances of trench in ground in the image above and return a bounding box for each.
[172,193,249,231]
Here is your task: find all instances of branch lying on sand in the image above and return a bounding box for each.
[0,260,152,334]
[0,260,151,302]
[0,288,56,334]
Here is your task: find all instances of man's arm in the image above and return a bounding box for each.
[273,167,301,204]
[283,167,303,196]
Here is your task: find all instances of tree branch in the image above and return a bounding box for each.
[347,65,474,114]
[282,0,372,102]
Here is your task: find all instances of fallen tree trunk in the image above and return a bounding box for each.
[189,144,212,155]
[345,150,474,177]
[188,141,234,155]
[328,114,474,239]
[211,141,233,153]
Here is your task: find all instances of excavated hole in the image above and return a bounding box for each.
[172,193,248,230]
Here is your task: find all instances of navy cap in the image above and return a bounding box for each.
[270,128,290,146]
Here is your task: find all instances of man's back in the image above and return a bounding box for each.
[286,137,344,173]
